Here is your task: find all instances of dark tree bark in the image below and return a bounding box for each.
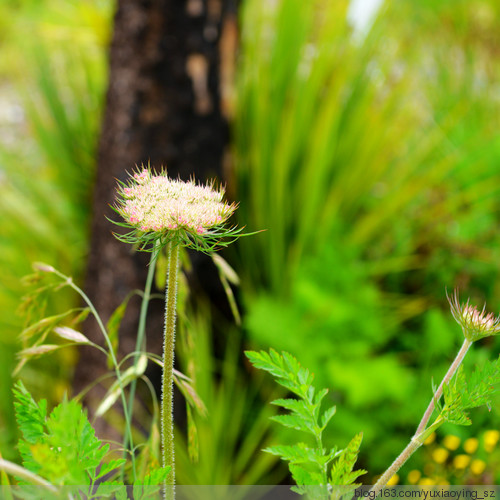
[76,0,238,419]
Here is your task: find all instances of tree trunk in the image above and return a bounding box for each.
[76,0,237,422]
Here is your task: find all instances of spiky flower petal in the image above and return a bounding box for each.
[112,167,241,253]
[447,289,500,342]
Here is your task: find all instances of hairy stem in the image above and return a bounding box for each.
[370,339,472,496]
[161,242,179,498]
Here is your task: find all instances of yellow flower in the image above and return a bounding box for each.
[453,454,471,469]
[443,435,461,451]
[424,432,436,445]
[483,430,499,452]
[408,470,421,484]
[419,478,435,486]
[387,474,399,486]
[464,437,479,454]
[432,447,449,464]
[470,459,486,475]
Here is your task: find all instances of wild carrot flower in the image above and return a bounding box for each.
[447,289,500,342]
[113,167,239,253]
[112,166,246,498]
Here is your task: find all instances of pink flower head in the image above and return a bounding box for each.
[447,289,500,342]
[114,167,240,253]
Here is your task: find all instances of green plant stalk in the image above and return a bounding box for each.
[414,339,471,436]
[51,269,136,479]
[370,339,472,496]
[0,458,58,493]
[123,242,159,457]
[161,242,180,496]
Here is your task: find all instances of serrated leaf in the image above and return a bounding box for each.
[321,405,337,429]
[96,459,127,480]
[330,433,365,487]
[442,359,500,426]
[53,326,91,344]
[270,414,315,434]
[271,398,311,420]
[289,463,325,487]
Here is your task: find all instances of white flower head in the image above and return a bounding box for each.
[113,167,240,253]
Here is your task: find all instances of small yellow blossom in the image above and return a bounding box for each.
[387,474,399,486]
[483,430,499,452]
[432,447,449,464]
[453,454,471,469]
[470,459,486,475]
[443,435,461,451]
[464,437,479,454]
[424,432,436,445]
[408,470,421,484]
[419,478,435,486]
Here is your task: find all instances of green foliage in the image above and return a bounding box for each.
[13,380,123,486]
[246,349,365,496]
[235,0,500,471]
[441,358,500,426]
[174,306,282,486]
[11,380,170,498]
[0,0,112,459]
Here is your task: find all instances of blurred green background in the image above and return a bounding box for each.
[1,0,499,486]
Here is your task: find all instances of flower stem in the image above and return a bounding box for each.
[161,242,180,498]
[123,243,159,458]
[414,339,471,436]
[370,339,472,497]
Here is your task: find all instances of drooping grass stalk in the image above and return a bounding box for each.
[122,241,159,458]
[51,268,136,479]
[370,339,471,496]
[161,241,180,496]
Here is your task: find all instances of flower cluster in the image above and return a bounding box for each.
[113,168,240,252]
[447,289,500,342]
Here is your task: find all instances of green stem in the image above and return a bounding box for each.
[161,242,180,498]
[414,339,471,436]
[370,339,472,497]
[52,270,136,480]
[0,458,58,493]
[123,243,159,458]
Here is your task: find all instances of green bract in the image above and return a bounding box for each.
[448,289,500,342]
[112,168,241,253]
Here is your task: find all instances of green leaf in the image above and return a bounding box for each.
[96,459,127,480]
[321,405,337,430]
[289,463,325,487]
[14,382,115,486]
[442,358,500,426]
[106,292,136,369]
[330,433,366,487]
[270,414,315,435]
